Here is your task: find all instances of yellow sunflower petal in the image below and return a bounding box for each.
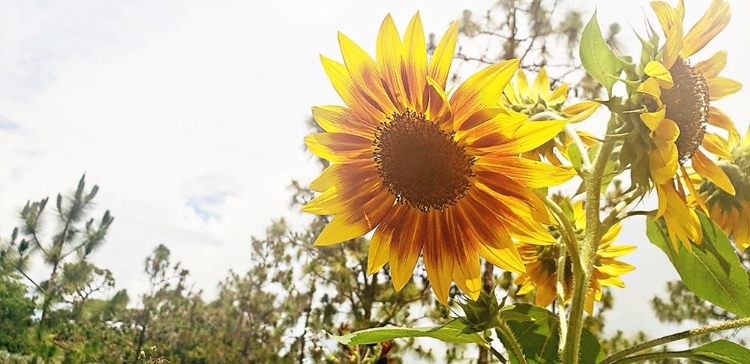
[640,106,667,132]
[376,14,408,110]
[422,211,455,303]
[644,61,674,88]
[320,55,386,121]
[637,77,663,100]
[515,68,530,101]
[453,252,482,300]
[597,245,637,259]
[474,155,575,189]
[693,50,727,80]
[313,190,393,246]
[651,1,683,68]
[649,147,678,185]
[701,132,733,160]
[708,106,740,145]
[531,67,552,101]
[692,149,735,195]
[429,20,459,89]
[707,77,742,101]
[368,218,394,274]
[681,0,731,58]
[549,83,569,105]
[402,13,428,111]
[388,208,425,291]
[304,132,373,163]
[312,105,377,137]
[481,119,567,156]
[451,59,520,130]
[563,100,599,124]
[338,32,397,114]
[424,76,452,125]
[534,270,557,307]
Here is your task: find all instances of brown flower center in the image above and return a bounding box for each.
[662,57,710,163]
[373,110,474,212]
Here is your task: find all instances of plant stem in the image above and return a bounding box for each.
[562,115,618,364]
[534,190,582,272]
[565,126,592,170]
[555,247,569,358]
[601,316,750,364]
[495,320,529,364]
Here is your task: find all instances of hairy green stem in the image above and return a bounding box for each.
[534,190,582,271]
[555,247,569,358]
[495,320,529,364]
[601,316,750,364]
[565,126,592,170]
[562,115,618,364]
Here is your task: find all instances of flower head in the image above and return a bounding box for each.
[514,201,635,314]
[303,13,573,304]
[634,0,741,250]
[501,68,599,166]
[697,126,750,251]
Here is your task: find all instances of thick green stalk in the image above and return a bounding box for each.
[562,116,618,364]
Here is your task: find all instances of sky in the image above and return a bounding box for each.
[1,0,749,347]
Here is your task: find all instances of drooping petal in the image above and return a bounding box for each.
[708,107,740,145]
[563,100,599,124]
[422,211,455,303]
[692,149,736,195]
[644,61,674,88]
[701,132,733,160]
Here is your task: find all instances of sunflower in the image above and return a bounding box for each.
[696,126,750,251]
[636,0,741,250]
[303,13,574,304]
[501,67,600,166]
[514,200,635,314]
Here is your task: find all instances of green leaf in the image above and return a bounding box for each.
[579,11,626,95]
[684,340,750,364]
[330,319,485,346]
[646,213,750,318]
[497,304,603,364]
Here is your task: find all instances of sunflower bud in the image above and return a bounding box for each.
[457,291,504,334]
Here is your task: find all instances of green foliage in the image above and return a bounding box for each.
[646,213,750,318]
[579,12,626,95]
[0,277,35,353]
[681,340,750,363]
[331,319,485,346]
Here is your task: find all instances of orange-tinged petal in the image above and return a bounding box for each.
[694,50,727,80]
[422,211,455,303]
[368,221,393,274]
[402,13,428,111]
[453,253,482,300]
[707,77,742,101]
[451,59,520,130]
[424,76,452,126]
[692,149,735,195]
[389,207,425,291]
[338,32,397,114]
[376,14,408,110]
[313,189,393,246]
[429,20,459,89]
[681,0,730,58]
[312,105,377,137]
[320,55,386,122]
[309,163,342,192]
[484,119,567,155]
[304,132,372,163]
[474,155,575,188]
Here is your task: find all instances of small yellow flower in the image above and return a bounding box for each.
[515,201,635,314]
[636,0,741,250]
[501,67,600,166]
[304,13,573,304]
[697,126,750,251]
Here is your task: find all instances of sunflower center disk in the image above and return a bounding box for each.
[373,110,475,213]
[663,57,710,163]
